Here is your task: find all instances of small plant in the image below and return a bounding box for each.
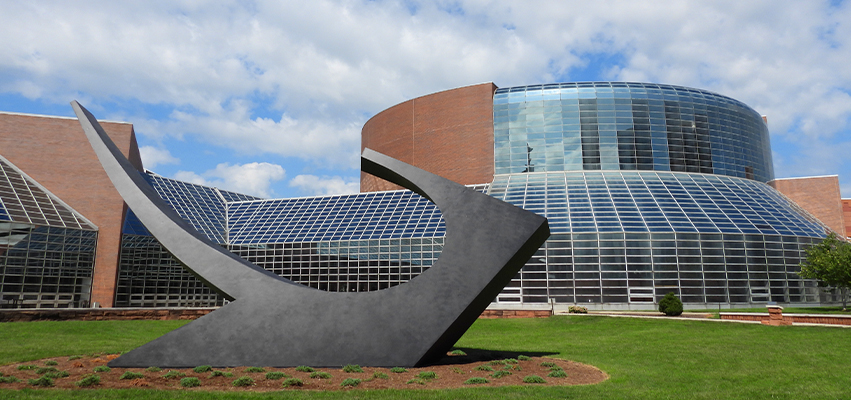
[17,365,38,371]
[659,292,684,316]
[569,305,588,313]
[265,371,288,380]
[44,360,58,366]
[549,366,564,371]
[245,367,266,373]
[120,371,144,380]
[295,365,314,372]
[281,378,303,387]
[406,378,426,385]
[475,365,494,371]
[340,378,361,387]
[518,355,532,361]
[450,367,465,374]
[548,369,568,378]
[417,371,437,380]
[146,366,162,372]
[232,376,255,387]
[342,364,363,373]
[36,367,58,375]
[193,365,213,373]
[390,367,407,373]
[450,349,467,356]
[310,371,332,379]
[68,355,83,361]
[44,371,70,379]
[504,358,519,364]
[489,359,507,365]
[0,376,21,383]
[180,377,201,387]
[162,370,186,379]
[491,370,512,378]
[93,365,110,373]
[464,377,489,385]
[210,370,233,378]
[28,376,54,387]
[539,361,557,368]
[523,375,546,384]
[372,371,389,380]
[75,374,100,387]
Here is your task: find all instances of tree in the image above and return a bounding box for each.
[658,292,683,316]
[798,232,851,311]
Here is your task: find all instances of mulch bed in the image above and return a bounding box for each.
[0,351,607,391]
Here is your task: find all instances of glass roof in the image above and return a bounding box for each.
[227,190,445,245]
[0,155,96,230]
[488,171,828,237]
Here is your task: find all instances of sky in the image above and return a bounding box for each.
[1,1,850,199]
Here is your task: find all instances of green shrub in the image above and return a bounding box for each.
[372,371,389,380]
[232,376,255,387]
[68,355,83,361]
[406,378,426,385]
[491,370,512,378]
[518,355,532,361]
[245,367,265,373]
[44,371,70,379]
[145,366,162,372]
[548,369,568,378]
[210,370,233,378]
[464,377,489,385]
[119,371,144,380]
[0,376,21,383]
[569,305,588,313]
[36,367,58,375]
[450,349,467,356]
[162,370,186,379]
[44,360,58,366]
[539,361,557,368]
[523,375,546,384]
[310,371,332,379]
[390,367,407,373]
[295,365,314,372]
[265,371,288,380]
[281,378,303,387]
[340,378,361,387]
[17,365,38,371]
[659,292,684,316]
[549,366,564,371]
[180,377,201,387]
[474,365,494,371]
[417,371,437,380]
[75,374,100,387]
[489,359,507,365]
[342,364,363,373]
[28,376,54,387]
[193,365,212,373]
[93,365,110,373]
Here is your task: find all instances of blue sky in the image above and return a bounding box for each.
[2,1,851,198]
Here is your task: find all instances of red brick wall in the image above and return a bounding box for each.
[768,176,845,236]
[842,199,851,238]
[0,112,143,307]
[361,83,497,191]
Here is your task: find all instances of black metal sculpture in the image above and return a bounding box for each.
[73,101,549,367]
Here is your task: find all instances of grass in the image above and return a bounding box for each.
[1,316,850,398]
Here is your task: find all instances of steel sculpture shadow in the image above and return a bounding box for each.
[72,101,549,367]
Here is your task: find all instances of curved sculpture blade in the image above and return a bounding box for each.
[73,101,549,367]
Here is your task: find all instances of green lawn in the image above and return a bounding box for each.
[1,316,850,399]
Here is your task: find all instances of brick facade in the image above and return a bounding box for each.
[0,112,142,307]
[768,176,845,236]
[361,83,497,191]
[842,199,851,238]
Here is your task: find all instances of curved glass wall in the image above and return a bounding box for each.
[493,82,774,182]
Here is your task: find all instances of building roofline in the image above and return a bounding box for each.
[770,175,839,181]
[0,110,131,125]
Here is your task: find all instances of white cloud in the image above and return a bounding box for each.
[174,162,285,198]
[138,146,178,169]
[289,174,359,196]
